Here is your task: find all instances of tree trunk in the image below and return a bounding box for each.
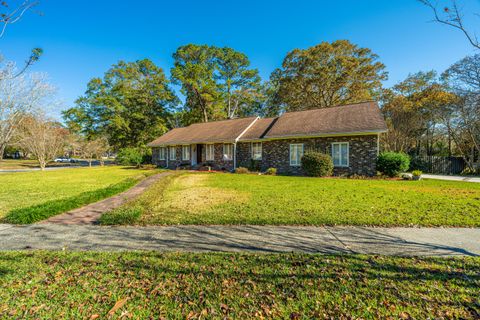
[39,159,46,171]
[203,107,208,123]
[447,126,452,157]
[0,143,5,160]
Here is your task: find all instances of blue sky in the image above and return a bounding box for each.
[2,0,479,116]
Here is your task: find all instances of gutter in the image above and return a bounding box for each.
[237,130,388,143]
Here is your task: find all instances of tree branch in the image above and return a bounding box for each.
[0,1,40,38]
[420,0,480,49]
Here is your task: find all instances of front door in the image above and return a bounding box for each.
[197,144,203,164]
[191,144,197,166]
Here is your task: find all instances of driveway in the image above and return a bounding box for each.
[0,224,478,256]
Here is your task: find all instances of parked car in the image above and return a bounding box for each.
[54,158,78,163]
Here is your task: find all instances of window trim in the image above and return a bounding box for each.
[223,143,233,161]
[182,145,190,161]
[331,142,349,167]
[159,147,166,160]
[206,144,215,161]
[169,146,176,160]
[289,143,304,166]
[251,142,262,160]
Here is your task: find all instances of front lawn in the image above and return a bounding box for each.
[0,251,478,318]
[102,172,480,226]
[0,159,74,170]
[0,166,158,223]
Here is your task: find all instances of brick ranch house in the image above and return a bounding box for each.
[148,101,387,176]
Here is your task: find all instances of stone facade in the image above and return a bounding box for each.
[153,134,379,176]
[237,135,379,176]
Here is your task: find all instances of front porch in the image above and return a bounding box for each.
[152,143,235,171]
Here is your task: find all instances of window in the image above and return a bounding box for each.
[159,147,165,160]
[252,142,262,160]
[331,142,349,167]
[169,146,176,160]
[289,144,304,166]
[223,144,233,161]
[182,145,190,161]
[206,144,214,161]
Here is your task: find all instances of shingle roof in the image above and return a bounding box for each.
[148,102,387,146]
[147,117,258,146]
[263,101,387,139]
[238,117,277,141]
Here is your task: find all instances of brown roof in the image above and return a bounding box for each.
[147,117,257,146]
[263,101,387,139]
[238,117,277,141]
[148,102,387,146]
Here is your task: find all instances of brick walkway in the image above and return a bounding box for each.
[42,171,171,225]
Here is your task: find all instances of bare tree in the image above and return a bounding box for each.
[420,0,480,50]
[1,0,39,38]
[78,137,109,167]
[441,54,480,169]
[1,1,42,79]
[0,63,54,159]
[16,114,68,170]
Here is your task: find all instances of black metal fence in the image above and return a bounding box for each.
[410,155,466,175]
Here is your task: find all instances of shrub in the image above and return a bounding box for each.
[412,170,422,177]
[301,152,334,177]
[235,167,249,174]
[142,148,152,164]
[461,167,480,176]
[248,159,261,172]
[116,148,144,167]
[376,152,410,177]
[265,168,277,175]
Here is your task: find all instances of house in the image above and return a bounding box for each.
[148,101,388,175]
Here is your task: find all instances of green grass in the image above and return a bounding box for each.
[0,166,158,223]
[0,159,74,169]
[105,172,480,226]
[0,251,478,318]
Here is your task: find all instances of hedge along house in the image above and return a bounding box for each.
[148,101,388,175]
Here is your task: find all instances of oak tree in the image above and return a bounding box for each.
[63,59,178,149]
[271,40,387,111]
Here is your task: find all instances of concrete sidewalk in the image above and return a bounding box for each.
[0,224,478,256]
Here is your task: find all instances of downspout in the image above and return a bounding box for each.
[233,143,237,170]
[233,117,259,170]
[166,146,169,168]
[377,133,380,156]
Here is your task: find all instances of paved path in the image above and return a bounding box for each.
[423,174,480,183]
[0,224,478,256]
[43,172,171,224]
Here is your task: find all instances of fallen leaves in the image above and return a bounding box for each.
[0,252,478,319]
[107,298,128,318]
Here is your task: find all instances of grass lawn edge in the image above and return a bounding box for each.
[2,169,159,224]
